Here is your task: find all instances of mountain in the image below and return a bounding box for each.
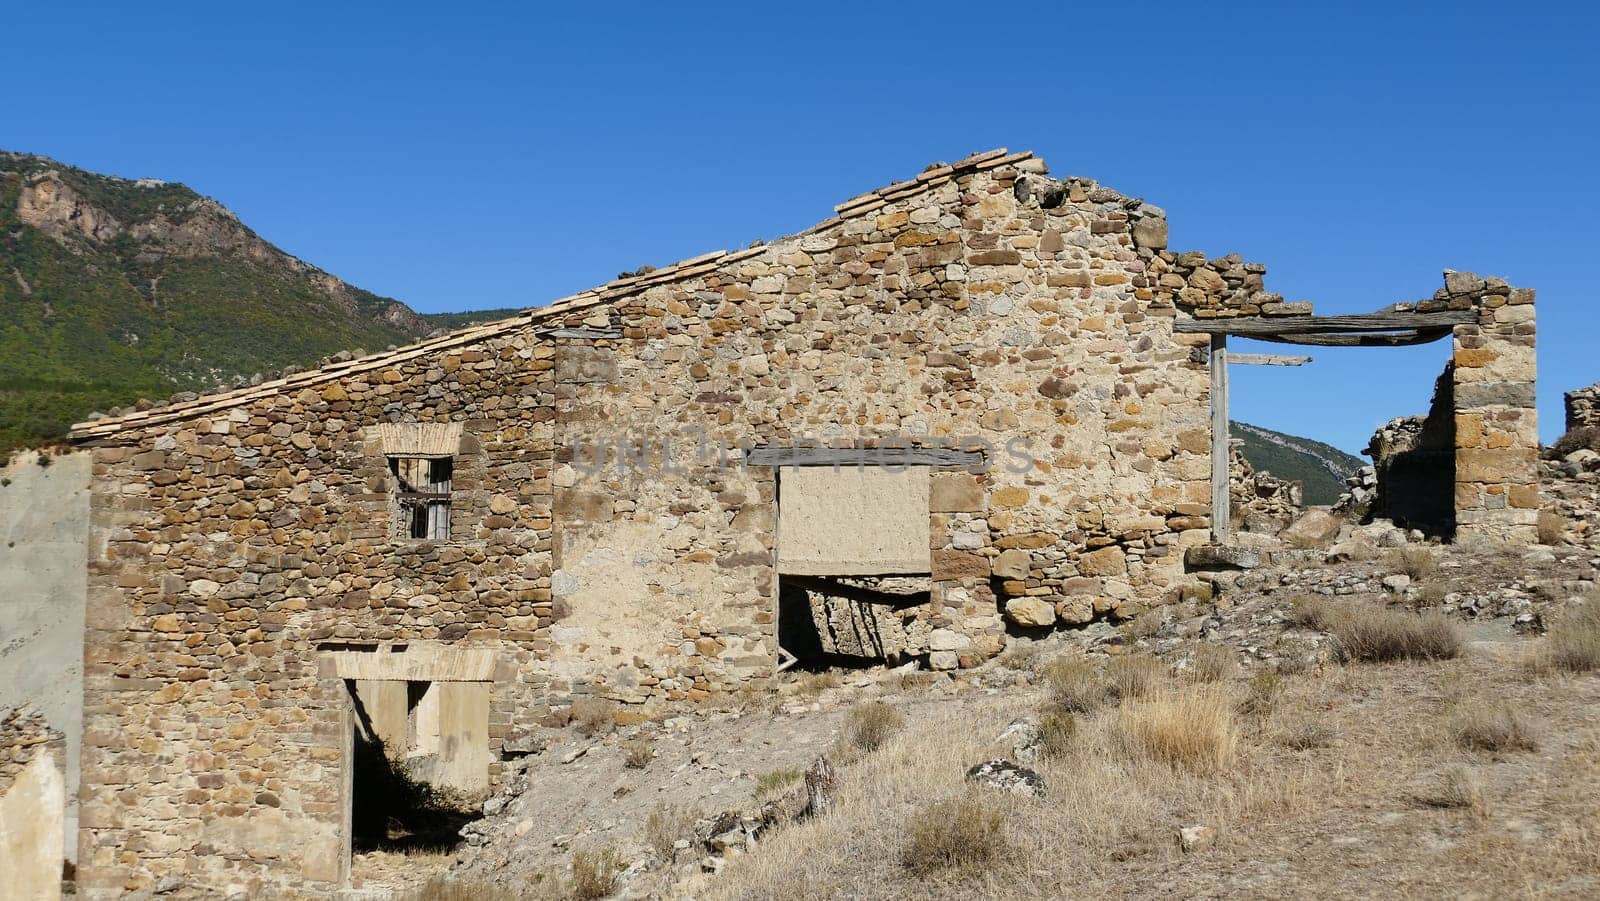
[0,151,505,453]
[1234,421,1366,505]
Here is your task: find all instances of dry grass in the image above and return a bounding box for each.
[1292,596,1463,663]
[795,671,841,695]
[1239,670,1282,717]
[843,702,904,752]
[1546,599,1600,673]
[1038,711,1078,759]
[901,794,1008,874]
[1391,547,1439,580]
[1278,720,1336,750]
[1450,704,1538,753]
[1186,645,1237,684]
[645,803,696,859]
[1538,508,1568,545]
[1110,686,1238,774]
[570,698,616,738]
[1289,595,1343,631]
[1332,607,1463,663]
[1042,656,1103,713]
[623,739,654,769]
[1421,766,1489,818]
[1105,654,1164,701]
[569,847,623,900]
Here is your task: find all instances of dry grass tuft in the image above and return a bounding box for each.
[1392,546,1439,580]
[1450,704,1538,753]
[1105,654,1164,701]
[645,803,696,859]
[1110,686,1237,774]
[419,877,541,900]
[901,794,1008,875]
[1042,657,1104,713]
[1537,508,1568,545]
[1332,607,1463,663]
[1038,711,1078,759]
[569,846,623,900]
[623,739,654,769]
[1421,766,1489,818]
[1187,645,1238,684]
[795,670,841,695]
[844,701,904,752]
[1289,595,1344,631]
[1546,600,1600,673]
[570,698,616,738]
[1239,670,1282,717]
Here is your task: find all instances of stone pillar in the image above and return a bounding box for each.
[1448,271,1538,543]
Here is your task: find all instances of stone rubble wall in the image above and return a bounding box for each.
[1566,382,1600,432]
[1229,445,1302,532]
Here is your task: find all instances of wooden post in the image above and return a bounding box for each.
[1210,335,1230,545]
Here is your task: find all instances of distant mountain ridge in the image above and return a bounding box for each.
[0,151,507,452]
[1234,421,1366,505]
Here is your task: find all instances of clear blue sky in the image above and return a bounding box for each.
[5,1,1596,455]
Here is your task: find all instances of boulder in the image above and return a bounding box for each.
[1184,545,1262,570]
[996,721,1043,764]
[1281,508,1345,546]
[965,759,1045,798]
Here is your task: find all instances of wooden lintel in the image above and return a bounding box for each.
[1251,328,1454,347]
[1227,353,1312,366]
[1175,309,1476,337]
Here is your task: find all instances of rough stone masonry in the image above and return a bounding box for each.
[60,148,1537,896]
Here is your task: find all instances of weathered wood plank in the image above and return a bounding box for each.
[745,446,984,468]
[1251,328,1454,347]
[1210,334,1230,544]
[1227,353,1312,366]
[1174,309,1476,336]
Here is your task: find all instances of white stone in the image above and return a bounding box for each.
[928,629,971,652]
[188,579,221,598]
[928,650,959,670]
[1005,597,1055,628]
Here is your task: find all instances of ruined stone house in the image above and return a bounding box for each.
[60,148,1539,895]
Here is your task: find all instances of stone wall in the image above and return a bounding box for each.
[1229,445,1302,532]
[1566,382,1600,432]
[0,707,65,901]
[1363,369,1457,534]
